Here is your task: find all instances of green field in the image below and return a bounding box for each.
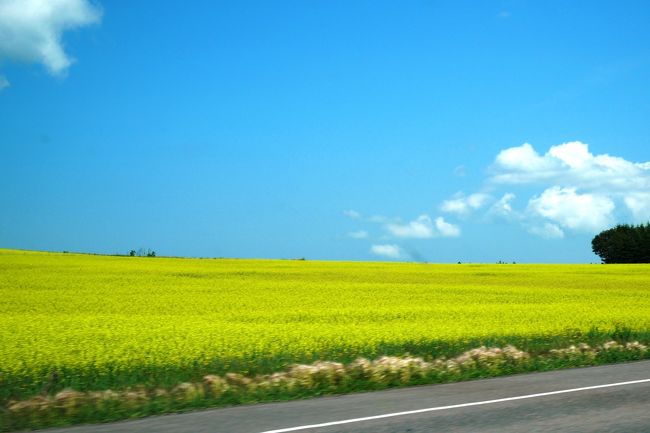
[2,248,650,405]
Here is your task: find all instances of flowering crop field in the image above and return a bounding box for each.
[2,248,650,403]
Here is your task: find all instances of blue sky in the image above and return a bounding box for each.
[1,0,650,262]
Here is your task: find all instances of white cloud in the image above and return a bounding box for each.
[0,0,101,76]
[349,140,647,247]
[441,141,650,237]
[343,209,362,220]
[528,223,564,239]
[435,216,460,237]
[347,230,368,239]
[489,193,516,218]
[547,141,592,169]
[386,215,435,239]
[494,142,554,178]
[527,186,614,232]
[0,75,8,90]
[384,214,461,239]
[491,141,650,191]
[441,193,491,215]
[370,244,402,259]
[624,192,650,223]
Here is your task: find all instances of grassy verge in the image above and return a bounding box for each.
[3,337,649,432]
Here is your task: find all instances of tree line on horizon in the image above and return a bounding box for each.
[129,248,156,257]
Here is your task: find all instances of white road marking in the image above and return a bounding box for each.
[259,378,650,432]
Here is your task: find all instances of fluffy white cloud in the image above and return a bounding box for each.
[385,215,461,238]
[624,192,650,222]
[495,142,554,176]
[491,141,650,191]
[386,215,435,239]
[442,141,650,238]
[527,187,614,232]
[0,0,101,75]
[353,141,646,246]
[347,230,368,239]
[528,223,565,239]
[435,216,461,237]
[547,141,592,169]
[370,244,401,259]
[441,193,491,215]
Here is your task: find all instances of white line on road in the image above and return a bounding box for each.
[259,378,650,433]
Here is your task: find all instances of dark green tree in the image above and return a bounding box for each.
[592,223,650,263]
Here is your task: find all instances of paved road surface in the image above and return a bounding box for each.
[43,360,650,433]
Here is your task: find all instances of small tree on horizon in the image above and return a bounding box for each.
[591,223,650,264]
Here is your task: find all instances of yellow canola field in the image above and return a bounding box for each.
[2,248,650,397]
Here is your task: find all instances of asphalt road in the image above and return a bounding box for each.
[42,360,650,433]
